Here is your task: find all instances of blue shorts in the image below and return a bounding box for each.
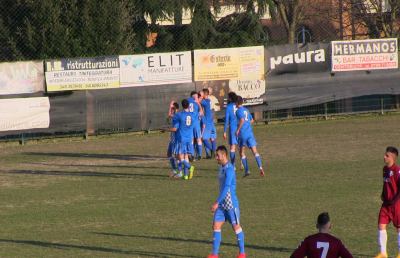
[176,141,194,155]
[238,136,257,148]
[214,207,240,225]
[203,124,217,140]
[193,122,202,139]
[228,129,238,145]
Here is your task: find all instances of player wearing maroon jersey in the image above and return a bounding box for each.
[376,146,400,258]
[291,212,353,258]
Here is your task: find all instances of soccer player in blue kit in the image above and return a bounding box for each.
[223,92,238,167]
[188,91,203,160]
[201,88,217,158]
[167,101,180,178]
[171,99,196,180]
[208,145,246,258]
[235,96,265,177]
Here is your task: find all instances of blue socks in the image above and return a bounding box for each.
[211,140,217,151]
[255,153,262,169]
[236,228,245,254]
[169,157,176,170]
[183,160,191,176]
[196,143,203,158]
[177,160,182,172]
[203,140,212,155]
[241,156,249,173]
[230,151,236,166]
[212,230,221,255]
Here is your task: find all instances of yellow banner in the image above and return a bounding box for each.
[194,46,264,81]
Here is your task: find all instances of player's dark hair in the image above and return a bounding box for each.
[228,92,237,104]
[386,146,399,156]
[181,99,189,109]
[236,95,243,105]
[216,145,228,156]
[202,88,209,95]
[172,102,179,110]
[317,212,330,227]
[190,91,197,97]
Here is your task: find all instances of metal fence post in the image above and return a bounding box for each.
[381,97,384,115]
[324,102,328,120]
[19,133,25,145]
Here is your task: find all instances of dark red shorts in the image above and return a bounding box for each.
[379,203,400,228]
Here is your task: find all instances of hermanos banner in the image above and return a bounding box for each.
[0,97,50,132]
[119,51,192,87]
[0,61,44,95]
[194,46,264,81]
[45,56,120,91]
[331,38,398,72]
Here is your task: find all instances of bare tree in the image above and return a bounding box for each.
[271,0,307,43]
[353,0,400,38]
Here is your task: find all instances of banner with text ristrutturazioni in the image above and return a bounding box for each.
[45,56,120,92]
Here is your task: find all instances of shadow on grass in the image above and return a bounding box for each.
[0,239,199,257]
[7,169,168,180]
[26,162,169,171]
[92,232,292,253]
[92,232,373,257]
[23,152,167,161]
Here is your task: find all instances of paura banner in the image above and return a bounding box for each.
[45,56,120,92]
[119,51,192,87]
[266,43,330,76]
[194,46,264,81]
[331,38,398,72]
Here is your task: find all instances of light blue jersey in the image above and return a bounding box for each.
[235,106,254,139]
[216,162,239,210]
[173,111,195,143]
[188,97,200,123]
[201,99,214,126]
[224,103,237,133]
[170,113,179,142]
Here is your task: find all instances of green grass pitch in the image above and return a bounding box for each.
[0,114,400,257]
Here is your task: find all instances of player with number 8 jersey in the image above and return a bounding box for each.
[173,99,196,180]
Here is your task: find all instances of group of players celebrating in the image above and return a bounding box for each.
[166,90,264,180]
[166,89,400,257]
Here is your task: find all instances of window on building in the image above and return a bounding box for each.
[296,25,312,44]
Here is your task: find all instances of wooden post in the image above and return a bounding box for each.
[86,91,95,137]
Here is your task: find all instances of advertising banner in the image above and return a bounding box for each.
[0,97,50,132]
[194,46,264,81]
[0,61,44,95]
[229,80,266,106]
[331,38,398,72]
[195,79,265,112]
[266,43,330,76]
[45,56,120,91]
[119,51,192,87]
